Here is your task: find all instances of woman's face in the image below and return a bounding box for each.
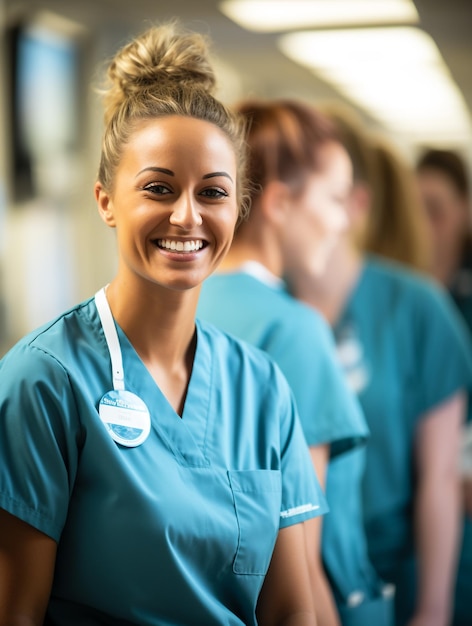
[282,141,352,278]
[96,115,239,292]
[416,168,469,258]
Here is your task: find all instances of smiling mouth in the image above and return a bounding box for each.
[155,239,206,253]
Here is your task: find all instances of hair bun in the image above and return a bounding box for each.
[105,22,216,103]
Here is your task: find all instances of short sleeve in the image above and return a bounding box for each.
[0,343,82,540]
[265,308,369,457]
[270,364,329,529]
[413,282,472,417]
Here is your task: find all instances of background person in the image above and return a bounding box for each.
[289,104,472,626]
[416,147,472,626]
[198,98,393,626]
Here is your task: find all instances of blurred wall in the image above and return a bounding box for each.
[0,2,118,353]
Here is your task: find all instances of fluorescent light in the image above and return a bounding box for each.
[219,0,418,32]
[280,27,442,69]
[279,27,472,144]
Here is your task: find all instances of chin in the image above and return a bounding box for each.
[151,271,206,293]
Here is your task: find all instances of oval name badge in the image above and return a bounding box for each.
[99,390,151,447]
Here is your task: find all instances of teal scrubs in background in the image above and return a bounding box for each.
[333,256,472,626]
[0,297,326,625]
[449,257,472,626]
[198,263,394,625]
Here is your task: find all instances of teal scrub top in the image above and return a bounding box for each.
[334,257,472,622]
[0,296,327,626]
[198,267,393,625]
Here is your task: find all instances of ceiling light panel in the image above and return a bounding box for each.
[219,0,418,32]
[279,27,471,144]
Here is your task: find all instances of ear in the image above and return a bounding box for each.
[95,182,116,228]
[260,180,293,227]
[346,181,372,247]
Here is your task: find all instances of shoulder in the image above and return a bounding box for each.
[202,271,323,324]
[281,292,329,331]
[274,298,337,368]
[257,286,332,346]
[363,259,471,353]
[201,272,332,354]
[364,255,450,310]
[0,298,97,381]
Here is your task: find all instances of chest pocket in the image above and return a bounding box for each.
[228,469,282,575]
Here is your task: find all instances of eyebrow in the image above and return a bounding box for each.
[136,167,233,183]
[136,167,174,177]
[203,171,234,183]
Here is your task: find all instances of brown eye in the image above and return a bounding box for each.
[143,183,172,195]
[200,187,229,199]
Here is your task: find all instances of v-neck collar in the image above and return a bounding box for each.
[114,320,212,467]
[220,261,285,290]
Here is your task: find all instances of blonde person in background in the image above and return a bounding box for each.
[366,138,430,273]
[416,148,472,626]
[288,104,472,626]
[0,22,326,625]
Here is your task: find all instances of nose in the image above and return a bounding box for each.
[169,194,203,229]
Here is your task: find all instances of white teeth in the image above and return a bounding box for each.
[157,239,203,252]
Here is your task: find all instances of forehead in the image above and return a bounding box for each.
[309,141,352,180]
[120,115,237,174]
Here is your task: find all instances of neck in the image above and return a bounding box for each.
[105,276,199,369]
[105,274,200,416]
[288,238,363,326]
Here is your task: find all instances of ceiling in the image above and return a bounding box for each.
[4,0,472,154]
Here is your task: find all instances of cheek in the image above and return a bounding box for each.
[306,202,336,240]
[296,210,330,265]
[213,205,239,244]
[289,211,324,254]
[435,208,460,233]
[321,206,343,236]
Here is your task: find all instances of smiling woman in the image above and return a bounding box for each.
[0,21,325,626]
[96,115,239,292]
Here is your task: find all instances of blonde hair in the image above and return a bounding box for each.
[366,138,430,271]
[96,22,249,218]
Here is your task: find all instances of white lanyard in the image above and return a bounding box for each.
[94,286,151,447]
[95,287,125,391]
